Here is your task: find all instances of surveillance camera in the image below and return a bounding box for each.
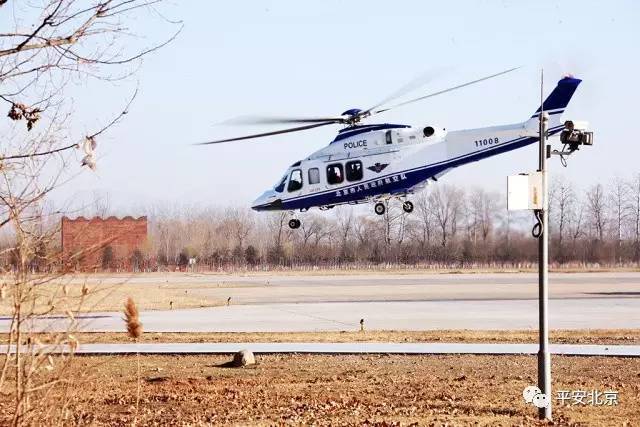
[563,120,589,132]
[560,120,593,151]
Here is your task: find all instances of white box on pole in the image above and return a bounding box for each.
[507,172,544,210]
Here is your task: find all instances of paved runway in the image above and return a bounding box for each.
[63,271,640,304]
[9,297,639,332]
[3,272,639,332]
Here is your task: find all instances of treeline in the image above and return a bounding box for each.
[143,174,640,270]
[2,176,639,271]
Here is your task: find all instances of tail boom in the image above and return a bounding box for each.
[438,76,582,170]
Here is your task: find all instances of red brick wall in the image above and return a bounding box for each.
[61,216,148,271]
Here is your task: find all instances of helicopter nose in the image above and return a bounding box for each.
[251,190,281,211]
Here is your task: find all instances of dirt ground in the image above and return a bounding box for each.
[1,353,638,426]
[9,329,639,345]
[0,279,225,315]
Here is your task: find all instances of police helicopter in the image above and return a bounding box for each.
[199,68,584,229]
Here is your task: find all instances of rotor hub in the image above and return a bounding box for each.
[341,108,369,126]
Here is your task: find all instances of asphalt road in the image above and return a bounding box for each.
[4,272,640,332]
[66,271,640,304]
[3,342,639,357]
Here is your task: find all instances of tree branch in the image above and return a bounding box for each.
[0,143,77,161]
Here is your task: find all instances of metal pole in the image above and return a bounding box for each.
[537,69,552,420]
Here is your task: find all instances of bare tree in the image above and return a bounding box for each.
[585,183,608,263]
[609,178,629,263]
[430,184,463,249]
[353,215,378,260]
[225,207,254,249]
[0,1,178,423]
[336,207,353,259]
[550,177,576,263]
[300,214,329,248]
[586,184,607,242]
[569,199,585,261]
[629,173,640,264]
[92,190,112,218]
[267,212,288,250]
[413,189,435,253]
[375,200,407,258]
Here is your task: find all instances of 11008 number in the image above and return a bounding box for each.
[474,137,499,147]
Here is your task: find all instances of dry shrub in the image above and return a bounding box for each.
[123,296,143,425]
[124,297,143,339]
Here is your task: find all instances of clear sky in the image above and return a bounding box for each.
[58,0,640,212]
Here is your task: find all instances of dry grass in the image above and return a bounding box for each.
[0,353,637,425]
[0,279,225,315]
[5,329,638,345]
[147,266,640,276]
[124,298,143,339]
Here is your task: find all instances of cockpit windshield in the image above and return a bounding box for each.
[274,175,287,193]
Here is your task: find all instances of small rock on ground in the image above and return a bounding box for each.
[232,349,256,367]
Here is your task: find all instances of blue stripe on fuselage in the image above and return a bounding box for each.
[274,125,563,210]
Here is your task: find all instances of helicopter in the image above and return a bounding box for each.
[199,68,582,229]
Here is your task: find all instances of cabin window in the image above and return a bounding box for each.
[385,130,392,144]
[326,163,344,185]
[274,175,286,193]
[346,160,363,182]
[308,168,320,185]
[287,169,303,192]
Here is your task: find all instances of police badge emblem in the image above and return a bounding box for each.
[367,163,389,173]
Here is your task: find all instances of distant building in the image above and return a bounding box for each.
[61,216,148,271]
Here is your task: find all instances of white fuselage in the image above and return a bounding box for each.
[250,75,581,212]
[251,118,542,211]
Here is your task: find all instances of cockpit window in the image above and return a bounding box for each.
[326,163,344,185]
[274,175,286,193]
[288,169,303,192]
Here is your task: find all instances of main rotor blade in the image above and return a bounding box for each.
[373,66,521,114]
[196,121,337,145]
[221,115,345,126]
[361,67,447,116]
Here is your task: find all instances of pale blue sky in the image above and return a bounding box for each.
[60,0,640,211]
